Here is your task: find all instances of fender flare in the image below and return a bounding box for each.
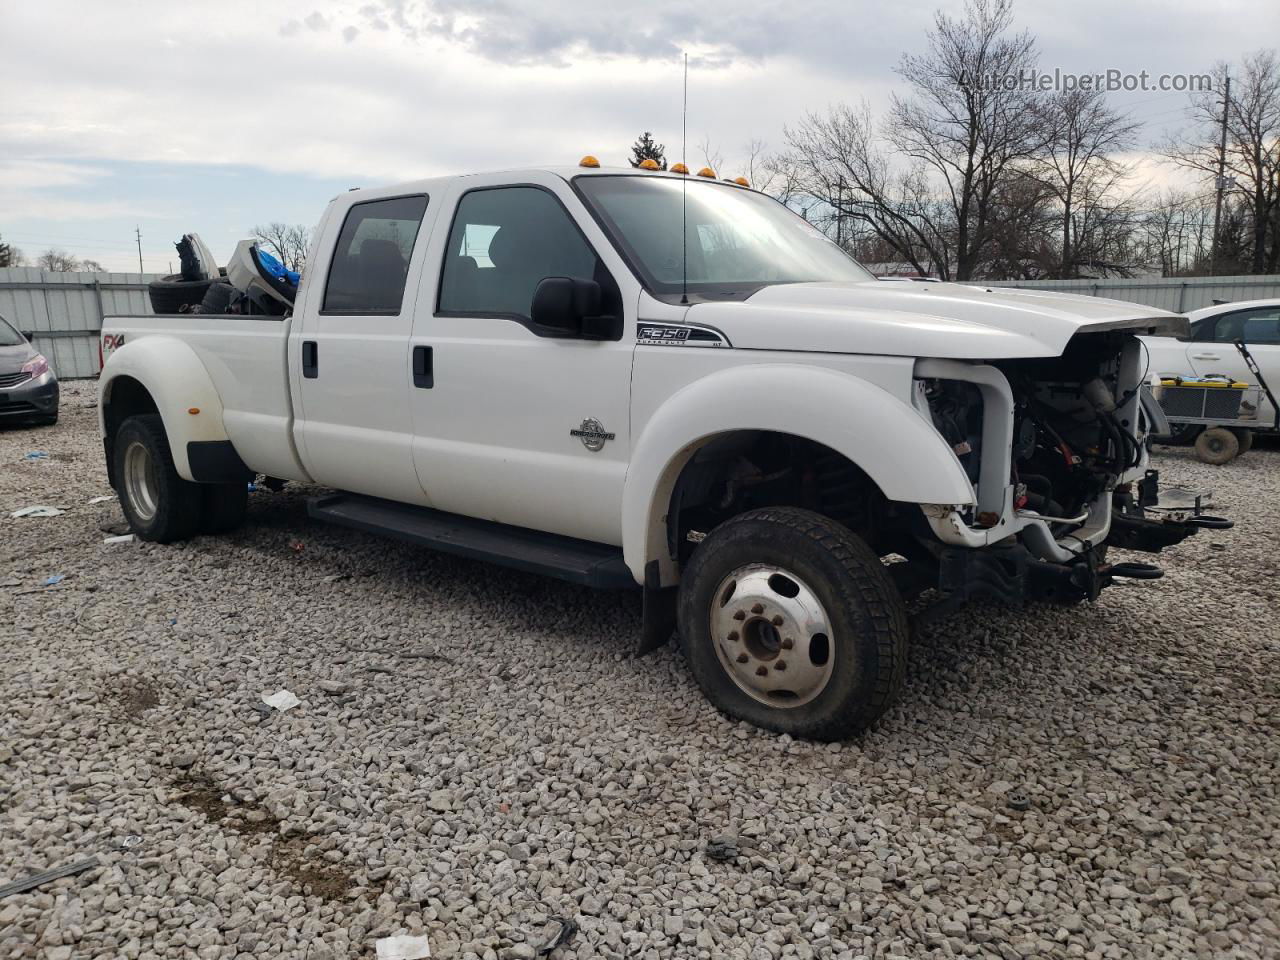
[98,336,229,482]
[621,363,975,584]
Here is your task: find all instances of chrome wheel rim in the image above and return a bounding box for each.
[123,440,158,522]
[710,563,835,707]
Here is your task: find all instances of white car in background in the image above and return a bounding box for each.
[1142,298,1280,435]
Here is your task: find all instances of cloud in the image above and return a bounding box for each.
[304,11,330,31]
[329,0,803,67]
[343,25,360,43]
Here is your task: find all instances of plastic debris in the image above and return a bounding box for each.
[116,834,144,850]
[375,935,432,959]
[0,856,100,899]
[261,689,301,712]
[88,495,115,504]
[537,917,578,955]
[103,534,136,544]
[1006,788,1032,812]
[247,481,257,492]
[289,540,305,553]
[43,575,66,587]
[10,505,64,518]
[22,451,49,460]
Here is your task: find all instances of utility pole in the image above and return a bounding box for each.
[135,226,144,273]
[1210,72,1230,275]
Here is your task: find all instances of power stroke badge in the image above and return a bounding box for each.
[570,418,615,452]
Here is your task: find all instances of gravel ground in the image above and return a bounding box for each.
[2,380,1278,960]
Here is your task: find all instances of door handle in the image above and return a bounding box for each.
[412,345,433,389]
[1191,353,1221,360]
[302,340,318,379]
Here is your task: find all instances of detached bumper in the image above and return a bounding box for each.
[0,373,59,420]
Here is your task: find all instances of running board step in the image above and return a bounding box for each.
[307,494,636,589]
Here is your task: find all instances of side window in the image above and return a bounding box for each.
[322,195,428,314]
[438,187,601,319]
[1211,307,1280,344]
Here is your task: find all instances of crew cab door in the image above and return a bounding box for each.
[406,174,638,545]
[1185,305,1280,426]
[293,192,437,504]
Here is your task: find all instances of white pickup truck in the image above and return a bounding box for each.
[98,162,1221,739]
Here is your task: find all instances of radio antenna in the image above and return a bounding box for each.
[681,51,689,305]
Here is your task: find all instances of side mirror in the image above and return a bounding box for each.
[20,330,35,341]
[531,277,602,337]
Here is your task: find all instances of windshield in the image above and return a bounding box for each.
[0,317,24,347]
[575,175,873,299]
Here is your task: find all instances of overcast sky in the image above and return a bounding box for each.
[1,0,1276,271]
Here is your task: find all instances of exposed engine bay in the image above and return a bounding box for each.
[924,331,1145,532]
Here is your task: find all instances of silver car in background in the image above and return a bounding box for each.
[0,315,59,426]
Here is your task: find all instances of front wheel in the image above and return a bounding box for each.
[677,507,908,740]
[114,414,203,542]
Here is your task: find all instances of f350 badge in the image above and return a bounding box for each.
[571,418,615,452]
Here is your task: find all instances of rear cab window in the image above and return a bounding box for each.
[322,195,429,315]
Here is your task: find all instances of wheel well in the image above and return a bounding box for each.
[102,376,159,488]
[665,431,895,567]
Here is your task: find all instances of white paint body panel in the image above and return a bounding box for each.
[98,318,306,482]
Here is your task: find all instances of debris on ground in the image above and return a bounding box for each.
[10,505,64,518]
[705,835,741,862]
[42,574,65,587]
[261,689,302,711]
[1006,788,1032,811]
[103,534,136,544]
[374,934,432,959]
[21,451,49,461]
[87,494,115,504]
[536,917,578,955]
[0,857,100,899]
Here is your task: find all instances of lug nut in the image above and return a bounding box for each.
[732,610,746,621]
[781,637,794,650]
[755,665,768,676]
[771,615,784,626]
[775,660,787,671]
[727,631,739,642]
[751,603,765,614]
[736,653,749,664]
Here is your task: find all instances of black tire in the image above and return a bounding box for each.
[113,414,203,542]
[1194,427,1239,465]
[200,482,248,534]
[677,507,908,740]
[197,279,235,314]
[1232,429,1254,455]
[1163,423,1203,446]
[148,274,216,314]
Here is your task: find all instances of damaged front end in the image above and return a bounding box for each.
[912,325,1232,610]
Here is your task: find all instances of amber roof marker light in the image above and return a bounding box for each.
[638,158,661,170]
[670,162,689,174]
[579,155,600,168]
[697,167,716,178]
[734,177,750,187]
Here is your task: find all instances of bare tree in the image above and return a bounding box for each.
[886,0,1046,278]
[37,249,82,272]
[779,0,1046,280]
[1033,90,1140,277]
[1166,50,1280,273]
[697,135,725,176]
[250,223,312,271]
[79,258,106,273]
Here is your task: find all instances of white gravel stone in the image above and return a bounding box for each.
[2,383,1279,960]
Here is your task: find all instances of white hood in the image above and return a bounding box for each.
[686,281,1189,359]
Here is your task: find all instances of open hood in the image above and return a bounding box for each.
[685,281,1189,359]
